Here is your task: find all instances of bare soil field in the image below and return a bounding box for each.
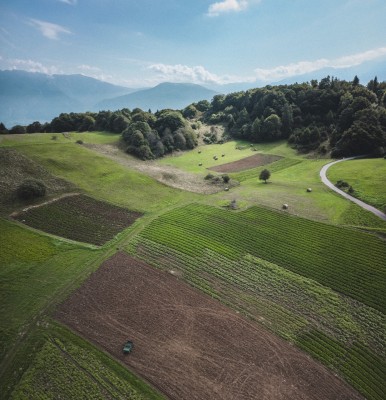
[209,153,282,173]
[12,194,142,245]
[56,252,362,400]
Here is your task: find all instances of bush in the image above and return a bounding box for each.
[17,179,47,200]
[222,175,230,184]
[204,173,214,180]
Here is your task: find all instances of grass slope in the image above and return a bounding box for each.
[16,142,197,213]
[2,133,386,400]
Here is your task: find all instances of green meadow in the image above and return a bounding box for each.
[327,158,386,213]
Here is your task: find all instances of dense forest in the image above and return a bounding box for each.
[1,76,385,158]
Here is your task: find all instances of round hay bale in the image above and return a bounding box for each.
[282,204,288,210]
[222,154,225,157]
[307,188,312,192]
[198,150,201,154]
[198,163,203,166]
[224,187,229,191]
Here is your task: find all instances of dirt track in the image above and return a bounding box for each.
[56,252,362,400]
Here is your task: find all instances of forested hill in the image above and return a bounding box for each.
[198,76,386,157]
[1,76,386,159]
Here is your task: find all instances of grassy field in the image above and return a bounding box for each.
[16,142,198,213]
[159,140,298,173]
[327,157,386,213]
[0,131,121,147]
[1,132,386,399]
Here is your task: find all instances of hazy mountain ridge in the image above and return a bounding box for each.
[0,70,134,126]
[96,82,218,112]
[0,71,218,126]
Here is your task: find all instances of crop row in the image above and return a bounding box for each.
[13,195,142,245]
[129,237,386,400]
[297,330,386,400]
[140,203,386,312]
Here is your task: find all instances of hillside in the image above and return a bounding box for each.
[1,132,385,400]
[97,82,218,112]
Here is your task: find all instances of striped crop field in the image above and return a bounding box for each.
[127,203,386,400]
[139,203,386,312]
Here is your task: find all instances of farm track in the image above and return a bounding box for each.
[320,158,386,221]
[84,143,226,194]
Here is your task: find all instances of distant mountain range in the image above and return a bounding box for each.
[0,70,217,127]
[96,82,217,112]
[2,66,383,127]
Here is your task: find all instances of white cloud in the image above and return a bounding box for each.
[6,58,61,74]
[207,0,251,17]
[147,63,253,85]
[148,63,222,84]
[29,18,71,40]
[254,47,386,81]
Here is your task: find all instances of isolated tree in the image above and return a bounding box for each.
[259,169,271,184]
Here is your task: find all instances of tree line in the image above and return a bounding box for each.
[0,108,198,160]
[193,75,385,157]
[1,76,385,158]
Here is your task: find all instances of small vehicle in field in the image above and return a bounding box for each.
[123,340,134,354]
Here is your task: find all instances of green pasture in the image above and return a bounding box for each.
[0,131,121,147]
[158,140,298,173]
[15,142,197,213]
[327,157,386,213]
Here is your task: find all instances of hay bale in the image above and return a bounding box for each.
[198,163,203,166]
[307,188,312,192]
[282,204,288,210]
[224,187,229,191]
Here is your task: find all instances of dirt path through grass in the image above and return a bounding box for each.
[84,143,225,194]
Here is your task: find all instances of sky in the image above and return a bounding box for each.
[0,0,385,89]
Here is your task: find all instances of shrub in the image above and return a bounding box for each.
[17,179,47,200]
[76,140,84,144]
[222,175,230,184]
[205,173,214,180]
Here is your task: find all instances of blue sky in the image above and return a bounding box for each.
[0,0,385,88]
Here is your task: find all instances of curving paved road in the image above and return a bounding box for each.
[320,157,386,221]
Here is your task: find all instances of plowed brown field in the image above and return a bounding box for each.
[55,252,362,400]
[209,153,282,173]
